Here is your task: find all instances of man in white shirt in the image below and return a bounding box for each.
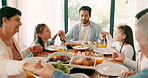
[65,6,102,42]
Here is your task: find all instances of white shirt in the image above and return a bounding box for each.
[124,52,148,70]
[138,53,148,70]
[78,25,91,41]
[106,35,134,59]
[112,42,134,59]
[0,38,30,78]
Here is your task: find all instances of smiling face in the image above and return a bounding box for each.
[38,26,51,41]
[79,10,91,25]
[3,14,22,36]
[114,28,126,42]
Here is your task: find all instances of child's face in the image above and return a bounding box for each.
[114,28,125,42]
[39,26,51,40]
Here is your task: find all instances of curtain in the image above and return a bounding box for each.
[7,0,64,47]
[127,0,148,58]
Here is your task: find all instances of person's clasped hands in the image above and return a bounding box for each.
[23,61,56,78]
[58,30,66,41]
[30,44,43,54]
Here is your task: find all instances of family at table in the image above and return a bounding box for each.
[0,5,148,78]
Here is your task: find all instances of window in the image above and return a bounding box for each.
[68,0,111,32]
[0,1,2,8]
[114,0,128,28]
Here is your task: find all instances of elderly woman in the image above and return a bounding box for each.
[0,6,43,78]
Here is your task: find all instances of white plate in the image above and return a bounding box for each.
[66,41,84,45]
[71,73,90,78]
[96,63,129,76]
[93,48,115,55]
[32,74,41,78]
[23,57,47,63]
[84,44,96,50]
[45,45,65,51]
[73,45,89,50]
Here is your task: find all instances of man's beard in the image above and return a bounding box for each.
[81,19,89,24]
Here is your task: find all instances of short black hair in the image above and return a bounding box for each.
[79,6,91,15]
[135,8,148,19]
[0,6,22,27]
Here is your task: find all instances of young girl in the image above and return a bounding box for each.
[102,25,136,61]
[26,23,64,57]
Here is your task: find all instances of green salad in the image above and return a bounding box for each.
[52,60,73,74]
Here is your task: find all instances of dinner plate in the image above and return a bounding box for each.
[72,45,89,50]
[23,57,47,63]
[45,45,65,51]
[96,62,129,76]
[93,48,115,55]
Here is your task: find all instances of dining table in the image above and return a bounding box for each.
[25,47,123,78]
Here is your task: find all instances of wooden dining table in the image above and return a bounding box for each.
[25,48,123,78]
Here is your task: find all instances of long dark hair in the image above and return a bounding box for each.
[33,23,46,49]
[118,25,136,61]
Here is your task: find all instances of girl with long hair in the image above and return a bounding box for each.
[102,25,136,61]
[26,23,64,57]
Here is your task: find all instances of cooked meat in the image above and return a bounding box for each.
[74,58,94,66]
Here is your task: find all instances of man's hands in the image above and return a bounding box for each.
[58,30,66,41]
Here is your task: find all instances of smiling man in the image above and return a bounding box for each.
[66,6,102,42]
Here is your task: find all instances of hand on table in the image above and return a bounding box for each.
[112,52,125,62]
[118,71,136,77]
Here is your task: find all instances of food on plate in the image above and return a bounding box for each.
[73,45,89,50]
[66,41,83,45]
[83,41,96,45]
[84,51,96,56]
[52,60,73,74]
[47,54,71,63]
[73,58,94,66]
[66,41,84,49]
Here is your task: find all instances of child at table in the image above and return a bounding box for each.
[26,23,64,57]
[101,25,136,61]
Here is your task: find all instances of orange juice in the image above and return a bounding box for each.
[96,57,104,64]
[98,44,106,48]
[26,72,32,76]
[57,49,64,52]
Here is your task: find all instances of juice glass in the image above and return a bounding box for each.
[56,47,64,52]
[26,72,32,76]
[96,57,104,65]
[97,42,107,48]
